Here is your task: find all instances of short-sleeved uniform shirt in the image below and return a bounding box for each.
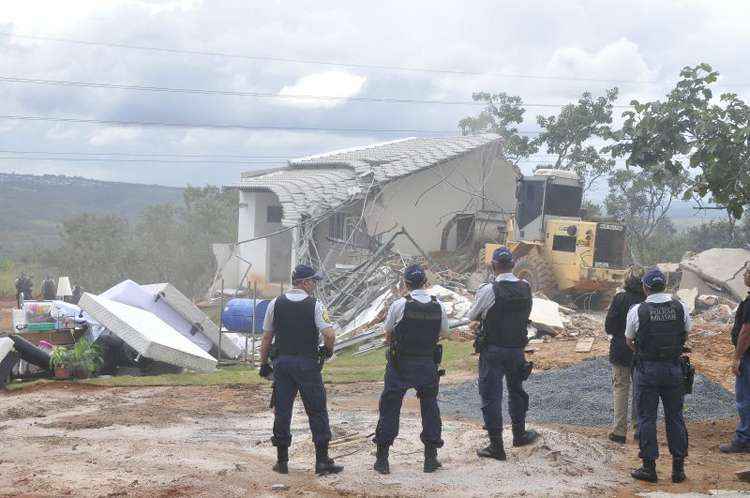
[384,289,451,339]
[624,292,693,340]
[467,273,522,321]
[262,289,334,335]
[732,294,750,347]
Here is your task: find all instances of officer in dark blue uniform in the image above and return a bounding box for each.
[373,264,450,474]
[467,247,538,461]
[626,268,691,483]
[258,264,343,476]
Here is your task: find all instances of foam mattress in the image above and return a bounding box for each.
[79,293,217,372]
[0,337,13,364]
[101,280,214,353]
[141,283,240,359]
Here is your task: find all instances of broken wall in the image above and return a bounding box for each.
[364,147,516,255]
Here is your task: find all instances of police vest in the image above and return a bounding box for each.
[482,280,532,348]
[394,295,442,356]
[272,294,319,357]
[635,299,686,361]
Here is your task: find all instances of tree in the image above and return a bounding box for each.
[614,63,750,220]
[48,214,133,292]
[458,92,539,165]
[605,167,689,263]
[532,88,619,193]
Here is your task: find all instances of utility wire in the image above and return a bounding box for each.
[0,31,659,85]
[0,75,635,108]
[0,113,544,135]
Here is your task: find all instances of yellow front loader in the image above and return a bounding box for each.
[479,169,627,302]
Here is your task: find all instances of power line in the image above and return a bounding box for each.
[0,155,285,165]
[0,149,290,159]
[0,75,635,108]
[0,31,659,85]
[0,113,544,135]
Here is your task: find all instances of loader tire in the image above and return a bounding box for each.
[513,252,558,298]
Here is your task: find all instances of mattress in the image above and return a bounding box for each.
[0,337,13,364]
[141,283,240,359]
[101,280,214,353]
[79,293,217,372]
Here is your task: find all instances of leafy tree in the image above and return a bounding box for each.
[612,63,750,219]
[683,219,750,252]
[458,92,539,165]
[605,167,689,263]
[532,88,619,193]
[48,214,133,292]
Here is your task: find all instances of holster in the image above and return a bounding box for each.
[433,344,443,365]
[387,341,401,371]
[520,360,534,381]
[681,355,695,395]
[269,381,277,409]
[473,325,487,354]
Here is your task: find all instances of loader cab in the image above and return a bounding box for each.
[515,169,583,241]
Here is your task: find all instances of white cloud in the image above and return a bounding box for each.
[89,127,142,146]
[278,71,366,108]
[546,38,658,87]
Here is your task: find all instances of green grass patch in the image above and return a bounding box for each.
[5,341,478,391]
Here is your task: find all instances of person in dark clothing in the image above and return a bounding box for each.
[466,246,538,461]
[71,285,83,305]
[258,264,343,476]
[605,265,646,444]
[14,273,25,309]
[720,264,750,453]
[41,275,56,301]
[373,264,451,474]
[22,275,33,300]
[626,268,692,484]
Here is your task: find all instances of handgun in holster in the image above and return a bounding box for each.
[317,345,332,369]
[434,344,445,377]
[473,322,487,354]
[681,355,695,394]
[268,346,279,409]
[387,338,401,371]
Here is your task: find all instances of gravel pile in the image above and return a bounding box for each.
[439,356,736,427]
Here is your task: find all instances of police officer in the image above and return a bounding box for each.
[466,247,538,461]
[720,264,750,453]
[258,264,343,476]
[41,275,56,301]
[625,268,691,483]
[373,264,450,474]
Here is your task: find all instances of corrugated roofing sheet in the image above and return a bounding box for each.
[239,134,501,225]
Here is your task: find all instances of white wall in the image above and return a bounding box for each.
[364,148,516,255]
[237,190,288,285]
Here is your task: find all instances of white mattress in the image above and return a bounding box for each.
[141,283,240,359]
[101,280,214,353]
[0,337,13,363]
[79,293,217,372]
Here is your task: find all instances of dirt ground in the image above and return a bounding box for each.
[2,377,749,498]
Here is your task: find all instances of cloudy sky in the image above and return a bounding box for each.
[0,0,748,188]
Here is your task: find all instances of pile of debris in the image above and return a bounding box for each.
[3,279,241,384]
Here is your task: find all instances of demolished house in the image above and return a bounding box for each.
[218,134,517,292]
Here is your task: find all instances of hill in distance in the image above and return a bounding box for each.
[0,173,184,259]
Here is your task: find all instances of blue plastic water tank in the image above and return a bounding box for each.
[221,298,270,333]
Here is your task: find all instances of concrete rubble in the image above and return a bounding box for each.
[680,248,750,302]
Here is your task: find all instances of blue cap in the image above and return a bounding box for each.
[642,268,666,288]
[492,246,514,264]
[292,264,323,281]
[404,264,426,285]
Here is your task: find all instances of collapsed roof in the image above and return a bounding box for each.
[238,134,504,226]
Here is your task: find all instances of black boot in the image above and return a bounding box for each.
[672,458,686,483]
[477,436,506,461]
[272,446,288,474]
[315,443,344,476]
[423,445,442,473]
[512,424,539,447]
[374,444,390,475]
[631,459,657,483]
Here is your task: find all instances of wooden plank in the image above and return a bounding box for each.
[575,337,595,353]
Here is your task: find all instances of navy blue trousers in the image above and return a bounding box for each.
[375,358,443,447]
[478,345,528,435]
[635,360,688,460]
[271,355,332,447]
[734,353,750,445]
